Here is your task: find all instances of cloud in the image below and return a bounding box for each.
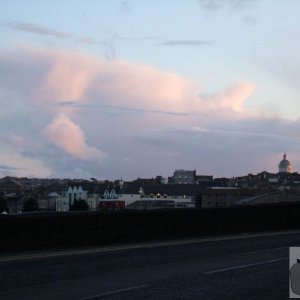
[102,39,117,60]
[4,21,72,38]
[200,81,256,112]
[7,133,27,148]
[22,48,196,113]
[132,116,300,177]
[1,45,296,179]
[0,47,254,113]
[117,36,161,41]
[56,101,78,107]
[160,40,212,46]
[198,0,257,11]
[119,0,130,12]
[57,101,187,116]
[5,133,39,152]
[0,165,23,171]
[45,114,105,161]
[0,152,52,178]
[76,37,99,45]
[242,14,258,25]
[38,52,94,103]
[198,0,223,10]
[86,60,196,113]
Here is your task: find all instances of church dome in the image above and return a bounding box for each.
[279,154,291,173]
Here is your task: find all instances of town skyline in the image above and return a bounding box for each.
[0,152,294,181]
[1,1,300,179]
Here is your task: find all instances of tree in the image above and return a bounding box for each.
[70,198,89,211]
[23,198,39,212]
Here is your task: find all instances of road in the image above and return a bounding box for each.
[0,230,299,299]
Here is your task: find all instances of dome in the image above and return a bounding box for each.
[279,154,292,173]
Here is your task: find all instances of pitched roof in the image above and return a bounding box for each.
[141,184,202,196]
[68,182,121,194]
[121,183,205,196]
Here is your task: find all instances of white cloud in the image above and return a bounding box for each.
[38,52,95,103]
[45,114,105,161]
[0,45,298,179]
[200,81,256,112]
[0,151,52,178]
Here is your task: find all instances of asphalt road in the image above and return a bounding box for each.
[1,230,300,300]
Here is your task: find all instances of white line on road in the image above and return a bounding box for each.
[233,246,287,256]
[204,257,288,275]
[80,284,150,299]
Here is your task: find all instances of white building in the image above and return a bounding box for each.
[56,185,99,212]
[279,154,292,173]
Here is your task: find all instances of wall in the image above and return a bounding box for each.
[1,202,300,253]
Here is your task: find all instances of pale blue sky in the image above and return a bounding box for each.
[1,0,300,179]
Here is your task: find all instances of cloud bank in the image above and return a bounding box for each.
[4,21,71,38]
[0,46,298,179]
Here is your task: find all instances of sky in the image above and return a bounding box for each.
[1,0,300,180]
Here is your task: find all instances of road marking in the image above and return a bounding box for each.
[1,229,299,262]
[203,257,288,275]
[80,284,149,299]
[233,246,287,256]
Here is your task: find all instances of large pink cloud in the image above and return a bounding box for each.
[87,60,195,113]
[38,52,95,103]
[30,48,255,115]
[0,46,263,177]
[45,114,105,161]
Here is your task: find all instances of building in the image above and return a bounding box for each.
[170,170,196,184]
[195,175,213,183]
[38,192,60,211]
[200,188,240,208]
[200,188,267,208]
[56,183,125,211]
[0,177,27,195]
[279,153,292,174]
[168,170,213,185]
[118,183,143,206]
[123,183,201,209]
[56,185,94,211]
